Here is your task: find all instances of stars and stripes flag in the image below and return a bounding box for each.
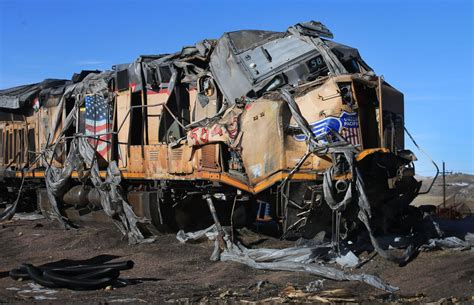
[85,94,112,159]
[341,127,361,146]
[339,111,361,146]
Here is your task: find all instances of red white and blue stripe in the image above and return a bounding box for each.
[85,94,112,158]
[292,112,361,146]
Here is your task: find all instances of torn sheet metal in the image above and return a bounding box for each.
[40,72,152,244]
[78,137,154,244]
[210,23,371,104]
[176,225,398,293]
[319,147,420,265]
[44,132,153,244]
[186,105,243,147]
[0,79,70,109]
[423,236,473,250]
[12,212,45,221]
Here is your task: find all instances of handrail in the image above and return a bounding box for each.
[404,126,439,195]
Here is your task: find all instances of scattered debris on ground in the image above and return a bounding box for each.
[1,218,472,303]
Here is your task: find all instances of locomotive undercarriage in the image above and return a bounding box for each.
[1,147,422,252]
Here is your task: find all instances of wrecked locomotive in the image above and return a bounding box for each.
[0,21,423,243]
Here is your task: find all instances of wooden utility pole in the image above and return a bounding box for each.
[443,161,446,208]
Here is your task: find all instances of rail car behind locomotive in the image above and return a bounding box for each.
[0,21,422,242]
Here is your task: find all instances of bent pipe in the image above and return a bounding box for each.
[24,264,59,288]
[9,268,30,281]
[335,179,349,193]
[11,260,133,290]
[51,260,134,273]
[74,268,120,280]
[11,260,132,276]
[11,266,121,281]
[43,270,115,290]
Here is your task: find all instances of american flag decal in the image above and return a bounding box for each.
[85,94,112,159]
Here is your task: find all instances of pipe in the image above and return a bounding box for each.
[10,260,134,290]
[87,188,102,207]
[62,185,90,206]
[24,264,59,288]
[9,267,30,280]
[61,185,102,207]
[52,260,134,273]
[12,260,133,276]
[43,270,115,290]
[335,180,349,193]
[74,268,120,280]
[205,195,226,249]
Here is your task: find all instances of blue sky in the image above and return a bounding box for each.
[0,0,473,178]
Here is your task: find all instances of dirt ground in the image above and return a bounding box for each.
[0,218,473,304]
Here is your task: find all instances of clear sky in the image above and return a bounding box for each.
[1,0,473,179]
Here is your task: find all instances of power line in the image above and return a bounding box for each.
[416,169,474,173]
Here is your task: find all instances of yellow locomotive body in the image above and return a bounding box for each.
[0,21,419,241]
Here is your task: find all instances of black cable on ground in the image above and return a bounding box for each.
[23,264,59,289]
[9,260,134,290]
[49,260,134,274]
[43,270,116,290]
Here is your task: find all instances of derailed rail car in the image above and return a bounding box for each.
[0,21,422,243]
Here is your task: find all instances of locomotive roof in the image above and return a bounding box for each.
[0,20,372,110]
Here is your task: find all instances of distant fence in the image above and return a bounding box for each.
[435,194,472,219]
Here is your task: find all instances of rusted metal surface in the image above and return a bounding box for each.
[0,21,434,251]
